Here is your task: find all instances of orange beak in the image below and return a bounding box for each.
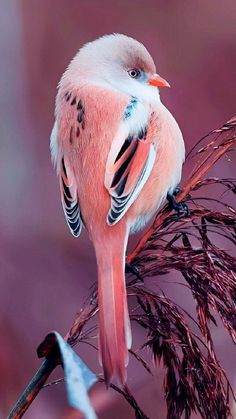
[148,73,170,88]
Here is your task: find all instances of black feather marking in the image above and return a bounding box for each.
[63,193,81,236]
[62,157,67,177]
[113,195,129,205]
[66,204,79,220]
[68,217,81,237]
[115,174,128,196]
[65,203,78,215]
[66,92,71,102]
[108,149,153,225]
[107,194,130,224]
[110,208,120,219]
[77,109,84,124]
[107,206,125,224]
[77,100,83,110]
[68,218,79,229]
[61,158,83,237]
[69,126,73,144]
[138,126,147,140]
[107,214,114,224]
[111,141,138,188]
[115,135,133,163]
[76,126,80,137]
[63,193,72,208]
[62,177,72,200]
[115,201,128,212]
[71,96,76,106]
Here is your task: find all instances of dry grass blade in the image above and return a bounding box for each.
[130,285,231,419]
[131,207,236,344]
[98,379,150,419]
[65,291,98,347]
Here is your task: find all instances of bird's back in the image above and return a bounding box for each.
[55,83,129,234]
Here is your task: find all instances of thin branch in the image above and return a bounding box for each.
[7,359,57,419]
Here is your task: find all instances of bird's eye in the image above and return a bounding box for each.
[128,68,141,78]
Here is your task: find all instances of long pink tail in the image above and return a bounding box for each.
[94,229,131,386]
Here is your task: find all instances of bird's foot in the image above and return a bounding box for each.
[125,263,143,282]
[167,188,190,217]
[172,186,181,196]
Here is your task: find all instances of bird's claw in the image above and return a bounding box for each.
[167,189,190,218]
[173,186,181,196]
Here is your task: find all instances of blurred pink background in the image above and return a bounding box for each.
[0,1,235,417]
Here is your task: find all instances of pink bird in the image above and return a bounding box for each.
[50,34,185,386]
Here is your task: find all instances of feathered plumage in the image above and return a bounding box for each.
[50,34,185,385]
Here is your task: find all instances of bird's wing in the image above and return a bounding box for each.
[50,120,83,238]
[105,109,157,225]
[59,155,83,237]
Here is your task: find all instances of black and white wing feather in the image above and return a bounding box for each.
[60,157,83,237]
[105,112,157,225]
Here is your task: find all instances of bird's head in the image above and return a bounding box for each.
[63,34,170,103]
